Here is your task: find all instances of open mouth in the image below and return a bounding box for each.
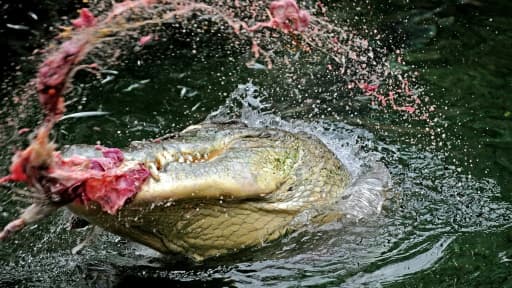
[152,145,223,167]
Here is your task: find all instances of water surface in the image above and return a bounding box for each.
[1,1,511,287]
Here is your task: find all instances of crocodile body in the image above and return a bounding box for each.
[66,122,352,260]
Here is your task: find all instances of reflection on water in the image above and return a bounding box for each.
[1,0,512,287]
[343,237,454,286]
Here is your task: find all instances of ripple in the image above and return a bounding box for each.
[1,84,511,287]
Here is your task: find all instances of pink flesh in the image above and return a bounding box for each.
[269,0,310,32]
[1,145,150,214]
[71,8,97,29]
[50,147,150,214]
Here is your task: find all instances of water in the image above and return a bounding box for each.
[1,0,512,287]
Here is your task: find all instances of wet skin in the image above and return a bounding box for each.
[66,122,352,261]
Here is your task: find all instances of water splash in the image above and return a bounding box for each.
[0,1,509,287]
[0,83,511,286]
[0,1,430,239]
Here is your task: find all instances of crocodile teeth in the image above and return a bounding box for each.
[155,155,164,169]
[178,155,185,163]
[156,150,177,167]
[185,155,193,162]
[148,163,160,181]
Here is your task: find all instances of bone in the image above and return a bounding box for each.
[148,163,160,181]
[0,203,58,241]
[0,218,25,241]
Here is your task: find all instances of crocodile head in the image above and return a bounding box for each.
[64,122,352,260]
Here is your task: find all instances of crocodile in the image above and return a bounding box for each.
[3,121,387,261]
[61,123,364,260]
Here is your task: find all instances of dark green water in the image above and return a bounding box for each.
[1,1,511,287]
